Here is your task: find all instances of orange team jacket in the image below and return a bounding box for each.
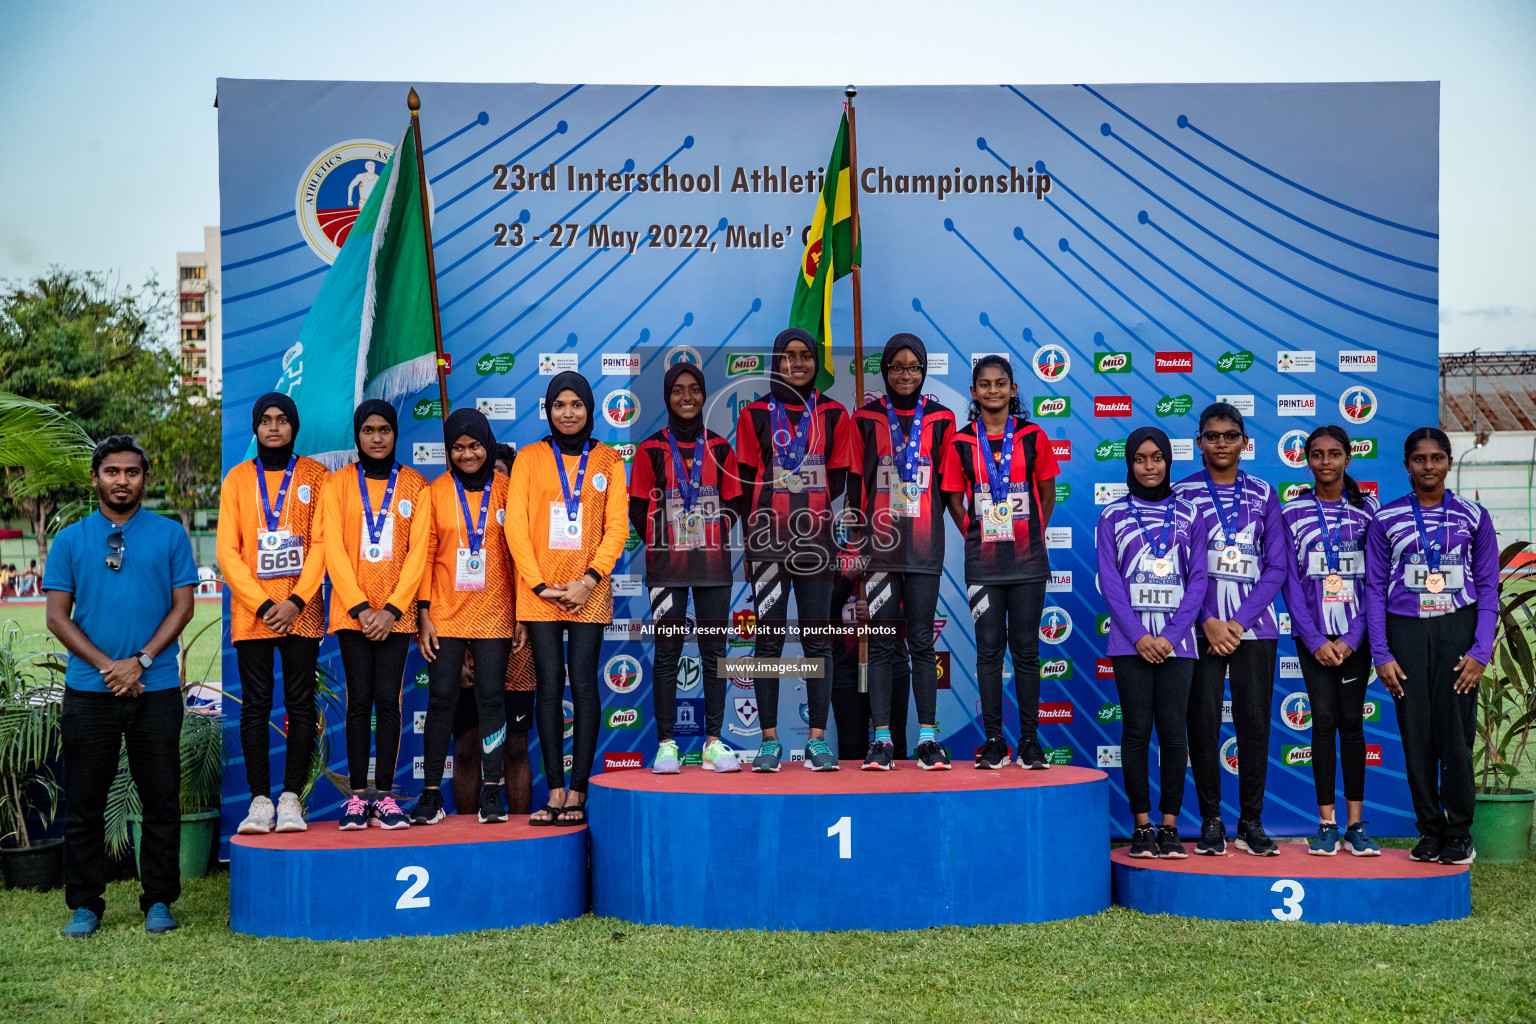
[216,457,330,642]
[504,440,629,624]
[318,464,432,635]
[420,471,516,639]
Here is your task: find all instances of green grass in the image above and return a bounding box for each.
[1,598,224,682]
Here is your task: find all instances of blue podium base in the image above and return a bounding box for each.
[231,816,587,939]
[1111,845,1470,924]
[588,763,1111,930]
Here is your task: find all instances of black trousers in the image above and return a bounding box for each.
[648,584,731,741]
[1189,637,1277,821]
[1296,638,1372,807]
[424,636,510,787]
[747,560,833,732]
[1111,655,1195,817]
[235,635,320,798]
[828,572,910,760]
[1386,607,1480,837]
[336,630,411,792]
[62,687,182,917]
[970,580,1047,744]
[867,571,940,729]
[529,621,605,794]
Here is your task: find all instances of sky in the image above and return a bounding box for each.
[0,0,1532,352]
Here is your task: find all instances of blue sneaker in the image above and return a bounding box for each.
[752,739,783,773]
[1308,821,1341,856]
[1343,821,1382,857]
[61,908,100,938]
[652,740,681,775]
[804,737,839,771]
[144,903,178,934]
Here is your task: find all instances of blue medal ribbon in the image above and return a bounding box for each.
[552,439,592,534]
[768,390,817,473]
[1311,493,1342,574]
[978,416,1016,506]
[453,474,491,556]
[666,430,706,512]
[358,463,399,548]
[1202,468,1246,546]
[1130,498,1176,561]
[1409,491,1450,575]
[883,396,927,484]
[254,455,297,532]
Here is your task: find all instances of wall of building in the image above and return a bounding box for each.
[1446,430,1536,547]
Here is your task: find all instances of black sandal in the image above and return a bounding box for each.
[555,802,587,827]
[529,804,561,827]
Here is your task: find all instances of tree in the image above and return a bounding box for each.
[144,387,223,534]
[0,394,94,568]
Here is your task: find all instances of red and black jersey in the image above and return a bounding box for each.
[735,392,854,568]
[939,417,1061,584]
[630,428,742,587]
[848,397,956,576]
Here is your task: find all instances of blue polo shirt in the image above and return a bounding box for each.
[41,508,199,693]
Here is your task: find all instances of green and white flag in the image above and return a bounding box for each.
[256,122,438,467]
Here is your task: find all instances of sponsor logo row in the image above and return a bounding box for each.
[1031,346,1378,381]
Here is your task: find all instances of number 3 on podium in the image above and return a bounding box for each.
[1270,878,1304,921]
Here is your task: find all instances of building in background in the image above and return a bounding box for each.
[176,226,222,397]
[1441,351,1536,546]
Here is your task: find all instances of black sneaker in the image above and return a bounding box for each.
[1128,823,1158,858]
[1439,834,1476,865]
[861,741,895,771]
[914,740,952,771]
[1195,816,1227,855]
[1017,741,1050,770]
[1234,818,1279,856]
[409,788,444,825]
[478,785,508,824]
[975,736,1009,770]
[1409,833,1445,862]
[1156,824,1188,859]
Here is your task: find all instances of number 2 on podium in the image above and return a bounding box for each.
[827,816,851,859]
[396,866,430,909]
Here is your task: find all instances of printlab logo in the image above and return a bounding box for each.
[603,389,640,428]
[1041,658,1073,680]
[1155,351,1193,373]
[295,139,399,264]
[1278,430,1310,468]
[1339,350,1379,373]
[1033,344,1071,382]
[1033,396,1070,417]
[1277,395,1316,417]
[604,655,642,694]
[1340,386,1377,425]
[1282,691,1313,731]
[1155,395,1193,417]
[1221,737,1240,775]
[1046,571,1072,593]
[1038,607,1073,644]
[1216,350,1254,373]
[1094,352,1131,374]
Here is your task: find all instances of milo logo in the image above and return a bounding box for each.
[1280,482,1309,502]
[475,353,515,375]
[1055,481,1071,503]
[1282,744,1314,766]
[728,354,765,377]
[1043,746,1073,766]
[1094,352,1131,373]
[1094,439,1127,461]
[1216,350,1255,373]
[1363,700,1381,722]
[412,398,444,420]
[612,442,637,464]
[606,708,642,729]
[1097,702,1123,723]
[1351,438,1377,460]
[1040,658,1073,680]
[1155,394,1193,417]
[1095,614,1111,635]
[1033,396,1070,417]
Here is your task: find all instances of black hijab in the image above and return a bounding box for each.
[881,332,927,412]
[251,392,299,470]
[1126,426,1173,502]
[353,399,398,479]
[770,327,818,406]
[663,363,706,443]
[544,371,595,456]
[443,407,496,491]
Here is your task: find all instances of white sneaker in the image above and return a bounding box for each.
[274,791,307,833]
[237,795,275,835]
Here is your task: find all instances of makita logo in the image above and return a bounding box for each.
[603,752,644,771]
[1038,702,1074,723]
[1366,744,1383,766]
[1155,351,1193,372]
[1050,439,1072,460]
[1096,658,1115,679]
[1094,396,1132,417]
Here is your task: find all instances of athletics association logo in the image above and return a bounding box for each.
[1038,606,1073,644]
[1340,386,1377,425]
[296,139,395,264]
[604,655,642,694]
[603,389,640,428]
[563,699,574,740]
[1281,691,1313,731]
[666,345,701,366]
[1221,736,1240,775]
[1278,429,1310,469]
[1033,344,1070,382]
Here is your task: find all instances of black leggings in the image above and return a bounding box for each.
[1296,638,1371,807]
[336,630,411,792]
[867,572,940,729]
[748,560,833,731]
[828,572,910,760]
[649,585,731,741]
[1111,655,1195,816]
[1387,607,1479,837]
[1189,637,1277,821]
[424,636,510,787]
[969,581,1046,743]
[235,635,320,798]
[529,621,605,794]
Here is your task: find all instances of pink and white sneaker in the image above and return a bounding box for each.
[371,796,411,830]
[338,795,369,831]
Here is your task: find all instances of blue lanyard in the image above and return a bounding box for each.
[1409,491,1451,574]
[883,396,927,484]
[978,417,1016,505]
[254,455,297,532]
[453,475,491,555]
[357,463,399,546]
[1311,494,1343,574]
[1202,468,1246,544]
[1130,498,1176,560]
[552,439,592,526]
[666,430,706,512]
[768,391,817,472]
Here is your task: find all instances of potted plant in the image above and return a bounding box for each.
[1471,542,1536,863]
[0,625,67,891]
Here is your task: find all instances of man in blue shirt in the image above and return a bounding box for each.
[43,435,198,938]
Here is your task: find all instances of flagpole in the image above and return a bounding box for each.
[845,85,869,694]
[408,87,451,423]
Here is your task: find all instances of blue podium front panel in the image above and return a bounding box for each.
[231,817,588,939]
[588,764,1110,930]
[1111,846,1470,925]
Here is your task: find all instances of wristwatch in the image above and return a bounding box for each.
[134,651,153,670]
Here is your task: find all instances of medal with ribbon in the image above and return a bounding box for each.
[667,429,707,535]
[358,462,399,563]
[979,416,1016,526]
[768,390,817,494]
[1410,491,1451,594]
[552,438,592,541]
[1312,493,1344,595]
[1131,499,1177,577]
[454,473,491,563]
[1203,468,1246,566]
[255,454,297,545]
[884,395,927,507]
